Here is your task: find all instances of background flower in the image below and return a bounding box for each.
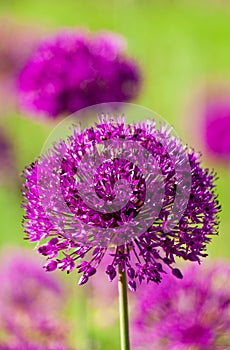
[0,248,71,350]
[185,81,230,165]
[17,31,141,118]
[131,261,230,350]
[204,96,230,162]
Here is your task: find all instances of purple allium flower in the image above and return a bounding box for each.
[17,31,140,118]
[0,249,71,350]
[204,97,230,162]
[131,262,230,350]
[22,117,220,291]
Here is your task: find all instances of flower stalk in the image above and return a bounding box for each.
[118,264,130,350]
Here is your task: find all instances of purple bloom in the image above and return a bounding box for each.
[17,31,140,118]
[0,249,71,350]
[22,117,220,291]
[0,317,71,350]
[204,97,230,161]
[0,248,61,314]
[131,262,230,350]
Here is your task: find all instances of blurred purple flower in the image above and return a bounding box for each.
[204,98,230,161]
[17,31,141,118]
[0,249,71,350]
[0,248,61,314]
[22,117,220,291]
[0,317,71,350]
[131,262,230,350]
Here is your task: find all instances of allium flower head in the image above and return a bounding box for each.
[17,31,140,118]
[131,262,230,350]
[22,114,220,291]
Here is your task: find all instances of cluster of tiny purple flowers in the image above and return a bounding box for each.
[22,117,220,292]
[17,31,140,118]
[131,261,230,350]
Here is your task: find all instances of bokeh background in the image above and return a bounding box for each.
[0,0,230,349]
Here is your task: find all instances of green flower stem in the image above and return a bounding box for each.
[118,264,130,350]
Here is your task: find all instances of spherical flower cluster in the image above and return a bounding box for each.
[17,31,140,118]
[22,117,220,291]
[131,262,230,350]
[0,249,71,350]
[204,97,230,162]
